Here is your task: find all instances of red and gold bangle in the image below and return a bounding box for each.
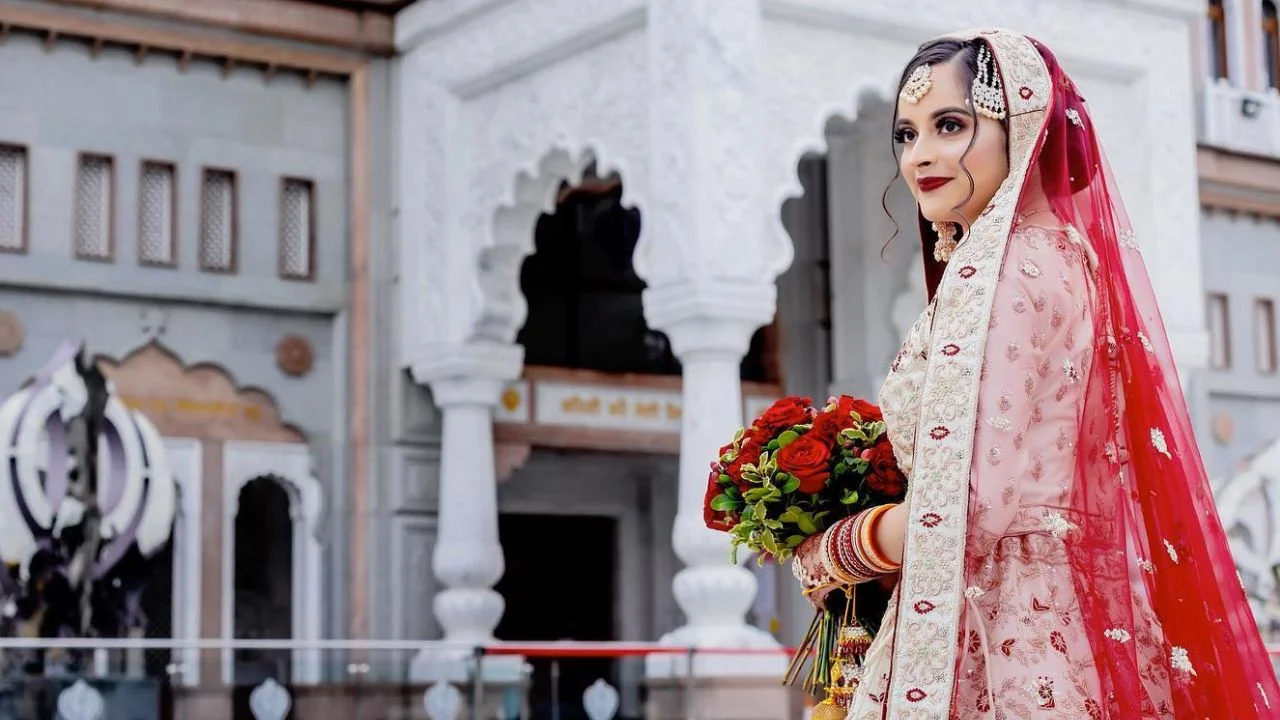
[852,504,902,574]
[821,519,863,585]
[836,516,878,580]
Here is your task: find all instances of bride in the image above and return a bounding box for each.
[792,28,1280,718]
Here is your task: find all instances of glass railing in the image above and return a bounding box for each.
[0,638,807,720]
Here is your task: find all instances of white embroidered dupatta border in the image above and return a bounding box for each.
[883,29,1052,718]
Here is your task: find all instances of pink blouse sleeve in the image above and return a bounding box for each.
[966,229,1082,558]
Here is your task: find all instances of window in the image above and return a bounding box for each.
[74,153,114,261]
[0,144,27,253]
[1265,1,1280,90]
[199,168,236,272]
[1209,0,1231,80]
[138,161,176,266]
[1256,298,1277,373]
[278,178,314,280]
[1208,293,1231,369]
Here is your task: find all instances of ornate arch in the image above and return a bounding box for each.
[478,147,639,345]
[220,440,323,685]
[96,342,305,443]
[397,22,651,355]
[1215,440,1280,616]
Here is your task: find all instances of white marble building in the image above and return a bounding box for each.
[391,0,1211,703]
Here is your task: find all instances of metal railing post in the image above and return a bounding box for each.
[472,645,485,719]
[683,647,696,720]
[551,658,561,720]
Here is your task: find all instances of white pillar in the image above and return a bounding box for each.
[644,280,785,677]
[409,342,523,682]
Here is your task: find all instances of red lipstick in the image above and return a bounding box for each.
[917,176,953,192]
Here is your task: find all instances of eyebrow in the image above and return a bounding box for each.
[897,105,971,126]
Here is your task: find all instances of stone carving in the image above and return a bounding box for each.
[276,334,314,377]
[423,681,464,720]
[582,678,620,720]
[248,677,292,720]
[56,679,105,720]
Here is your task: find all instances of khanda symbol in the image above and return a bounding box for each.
[0,340,176,641]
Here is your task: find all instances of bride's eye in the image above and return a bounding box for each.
[893,127,917,144]
[938,117,966,134]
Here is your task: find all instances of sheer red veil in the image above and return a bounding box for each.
[934,38,1280,716]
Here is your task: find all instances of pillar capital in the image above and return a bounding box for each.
[643,278,776,359]
[408,341,523,406]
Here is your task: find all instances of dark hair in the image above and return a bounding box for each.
[881,38,1007,255]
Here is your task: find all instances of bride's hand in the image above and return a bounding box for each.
[791,535,836,611]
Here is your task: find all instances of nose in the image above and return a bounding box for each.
[907,135,936,172]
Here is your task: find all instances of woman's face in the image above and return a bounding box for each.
[895,56,1009,228]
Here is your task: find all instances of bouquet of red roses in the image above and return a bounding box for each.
[702,394,906,714]
[703,395,906,563]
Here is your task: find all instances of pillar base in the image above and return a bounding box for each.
[644,625,787,679]
[643,675,807,720]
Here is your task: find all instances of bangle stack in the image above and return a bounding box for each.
[820,505,901,584]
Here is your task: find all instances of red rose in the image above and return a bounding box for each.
[755,396,812,433]
[776,435,832,494]
[837,395,883,423]
[811,408,858,443]
[865,442,906,497]
[725,435,763,492]
[703,468,736,531]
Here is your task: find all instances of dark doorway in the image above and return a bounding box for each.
[496,514,617,720]
[232,477,294,688]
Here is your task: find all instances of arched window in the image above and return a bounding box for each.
[1264,1,1279,89]
[1209,0,1231,80]
[517,166,774,381]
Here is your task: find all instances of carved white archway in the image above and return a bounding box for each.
[221,440,323,685]
[395,0,651,361]
[1214,441,1280,632]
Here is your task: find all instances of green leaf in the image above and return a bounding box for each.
[781,474,800,493]
[778,507,801,524]
[763,518,783,530]
[785,534,807,548]
[760,531,779,556]
[841,489,861,505]
[796,512,819,535]
[777,430,799,447]
[743,487,769,503]
[710,494,738,511]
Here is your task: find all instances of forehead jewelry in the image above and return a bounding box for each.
[900,64,933,103]
[971,44,1006,120]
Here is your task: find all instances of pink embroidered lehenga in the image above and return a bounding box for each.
[848,29,1280,719]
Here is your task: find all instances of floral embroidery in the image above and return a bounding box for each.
[1063,358,1080,383]
[1138,558,1155,573]
[1120,227,1139,250]
[1104,628,1131,643]
[1151,427,1171,459]
[913,599,937,613]
[987,446,1002,465]
[1170,646,1195,675]
[1019,260,1041,278]
[1164,539,1179,563]
[959,265,978,278]
[987,416,1012,432]
[1044,511,1075,538]
[1138,331,1153,352]
[964,585,984,599]
[930,426,951,440]
[1030,676,1055,708]
[1065,107,1083,126]
[1006,342,1022,361]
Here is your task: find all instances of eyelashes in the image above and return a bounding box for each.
[893,115,969,144]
